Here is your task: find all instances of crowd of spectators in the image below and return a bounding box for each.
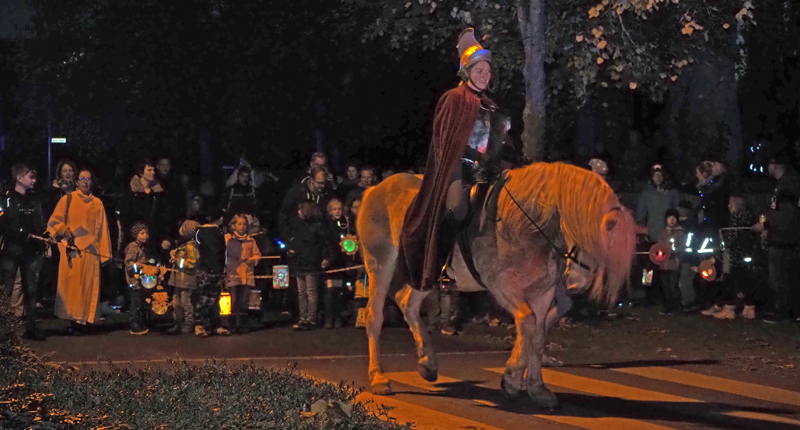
[632,153,800,324]
[1,149,799,342]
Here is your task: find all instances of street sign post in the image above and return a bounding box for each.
[48,136,67,185]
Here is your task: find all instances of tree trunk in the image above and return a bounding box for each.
[517,0,547,161]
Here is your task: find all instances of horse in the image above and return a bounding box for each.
[356,162,636,408]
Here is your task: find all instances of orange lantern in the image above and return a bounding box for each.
[699,259,717,282]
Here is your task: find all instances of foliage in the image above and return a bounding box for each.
[337,0,753,104]
[0,297,410,429]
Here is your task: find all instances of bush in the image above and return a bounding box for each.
[0,296,410,429]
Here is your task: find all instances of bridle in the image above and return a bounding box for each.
[501,184,597,272]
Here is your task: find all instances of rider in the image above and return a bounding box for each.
[399,28,499,290]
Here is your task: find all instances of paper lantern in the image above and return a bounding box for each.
[699,259,717,282]
[248,289,261,310]
[273,265,289,289]
[139,264,161,289]
[151,290,170,315]
[649,242,672,265]
[219,292,232,316]
[340,234,359,256]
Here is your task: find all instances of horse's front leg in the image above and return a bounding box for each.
[367,267,393,395]
[526,285,559,409]
[395,285,437,382]
[501,303,534,401]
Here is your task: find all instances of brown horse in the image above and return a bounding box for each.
[357,162,636,408]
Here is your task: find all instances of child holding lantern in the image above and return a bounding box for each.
[224,214,261,334]
[124,222,163,335]
[656,209,687,315]
[165,220,200,335]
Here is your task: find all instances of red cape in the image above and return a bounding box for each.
[398,84,497,290]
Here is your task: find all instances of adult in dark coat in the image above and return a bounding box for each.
[753,150,800,321]
[277,167,329,241]
[398,28,498,291]
[119,159,171,251]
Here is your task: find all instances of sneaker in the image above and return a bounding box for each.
[741,305,756,320]
[99,301,121,316]
[195,326,209,338]
[714,305,736,320]
[542,354,563,367]
[214,327,230,336]
[701,305,723,316]
[440,323,458,336]
[129,323,149,335]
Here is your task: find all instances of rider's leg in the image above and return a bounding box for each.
[446,165,468,222]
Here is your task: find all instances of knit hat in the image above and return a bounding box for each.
[664,208,680,222]
[130,222,149,238]
[179,220,200,239]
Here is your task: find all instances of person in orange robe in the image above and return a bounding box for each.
[47,167,112,332]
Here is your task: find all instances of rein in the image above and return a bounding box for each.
[501,184,592,271]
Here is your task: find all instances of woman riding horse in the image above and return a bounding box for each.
[398,28,499,291]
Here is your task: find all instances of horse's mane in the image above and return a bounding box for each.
[498,162,635,306]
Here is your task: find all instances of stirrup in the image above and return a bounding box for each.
[439,261,457,293]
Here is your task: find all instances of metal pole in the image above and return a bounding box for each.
[47,123,52,186]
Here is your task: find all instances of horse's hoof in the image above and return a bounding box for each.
[417,358,438,382]
[371,382,393,396]
[528,384,559,409]
[500,376,524,401]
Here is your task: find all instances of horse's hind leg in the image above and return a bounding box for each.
[525,285,559,409]
[394,285,437,382]
[366,257,395,395]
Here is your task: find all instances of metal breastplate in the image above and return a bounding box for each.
[466,109,491,155]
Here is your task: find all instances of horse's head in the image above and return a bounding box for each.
[561,205,636,305]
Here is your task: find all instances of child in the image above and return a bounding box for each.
[124,222,159,335]
[225,213,261,334]
[657,209,686,315]
[194,214,228,337]
[166,220,200,335]
[288,200,331,331]
[323,197,356,329]
[715,194,758,319]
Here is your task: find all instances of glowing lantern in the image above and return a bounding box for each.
[219,292,232,316]
[699,259,717,282]
[649,242,672,265]
[273,265,289,289]
[340,234,359,256]
[150,290,170,315]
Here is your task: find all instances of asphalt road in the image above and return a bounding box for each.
[26,308,800,430]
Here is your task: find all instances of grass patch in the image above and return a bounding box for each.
[0,298,410,429]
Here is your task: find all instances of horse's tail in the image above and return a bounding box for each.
[591,207,636,307]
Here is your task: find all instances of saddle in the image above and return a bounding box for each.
[439,170,509,290]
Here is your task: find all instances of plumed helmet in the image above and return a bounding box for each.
[457,28,492,74]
